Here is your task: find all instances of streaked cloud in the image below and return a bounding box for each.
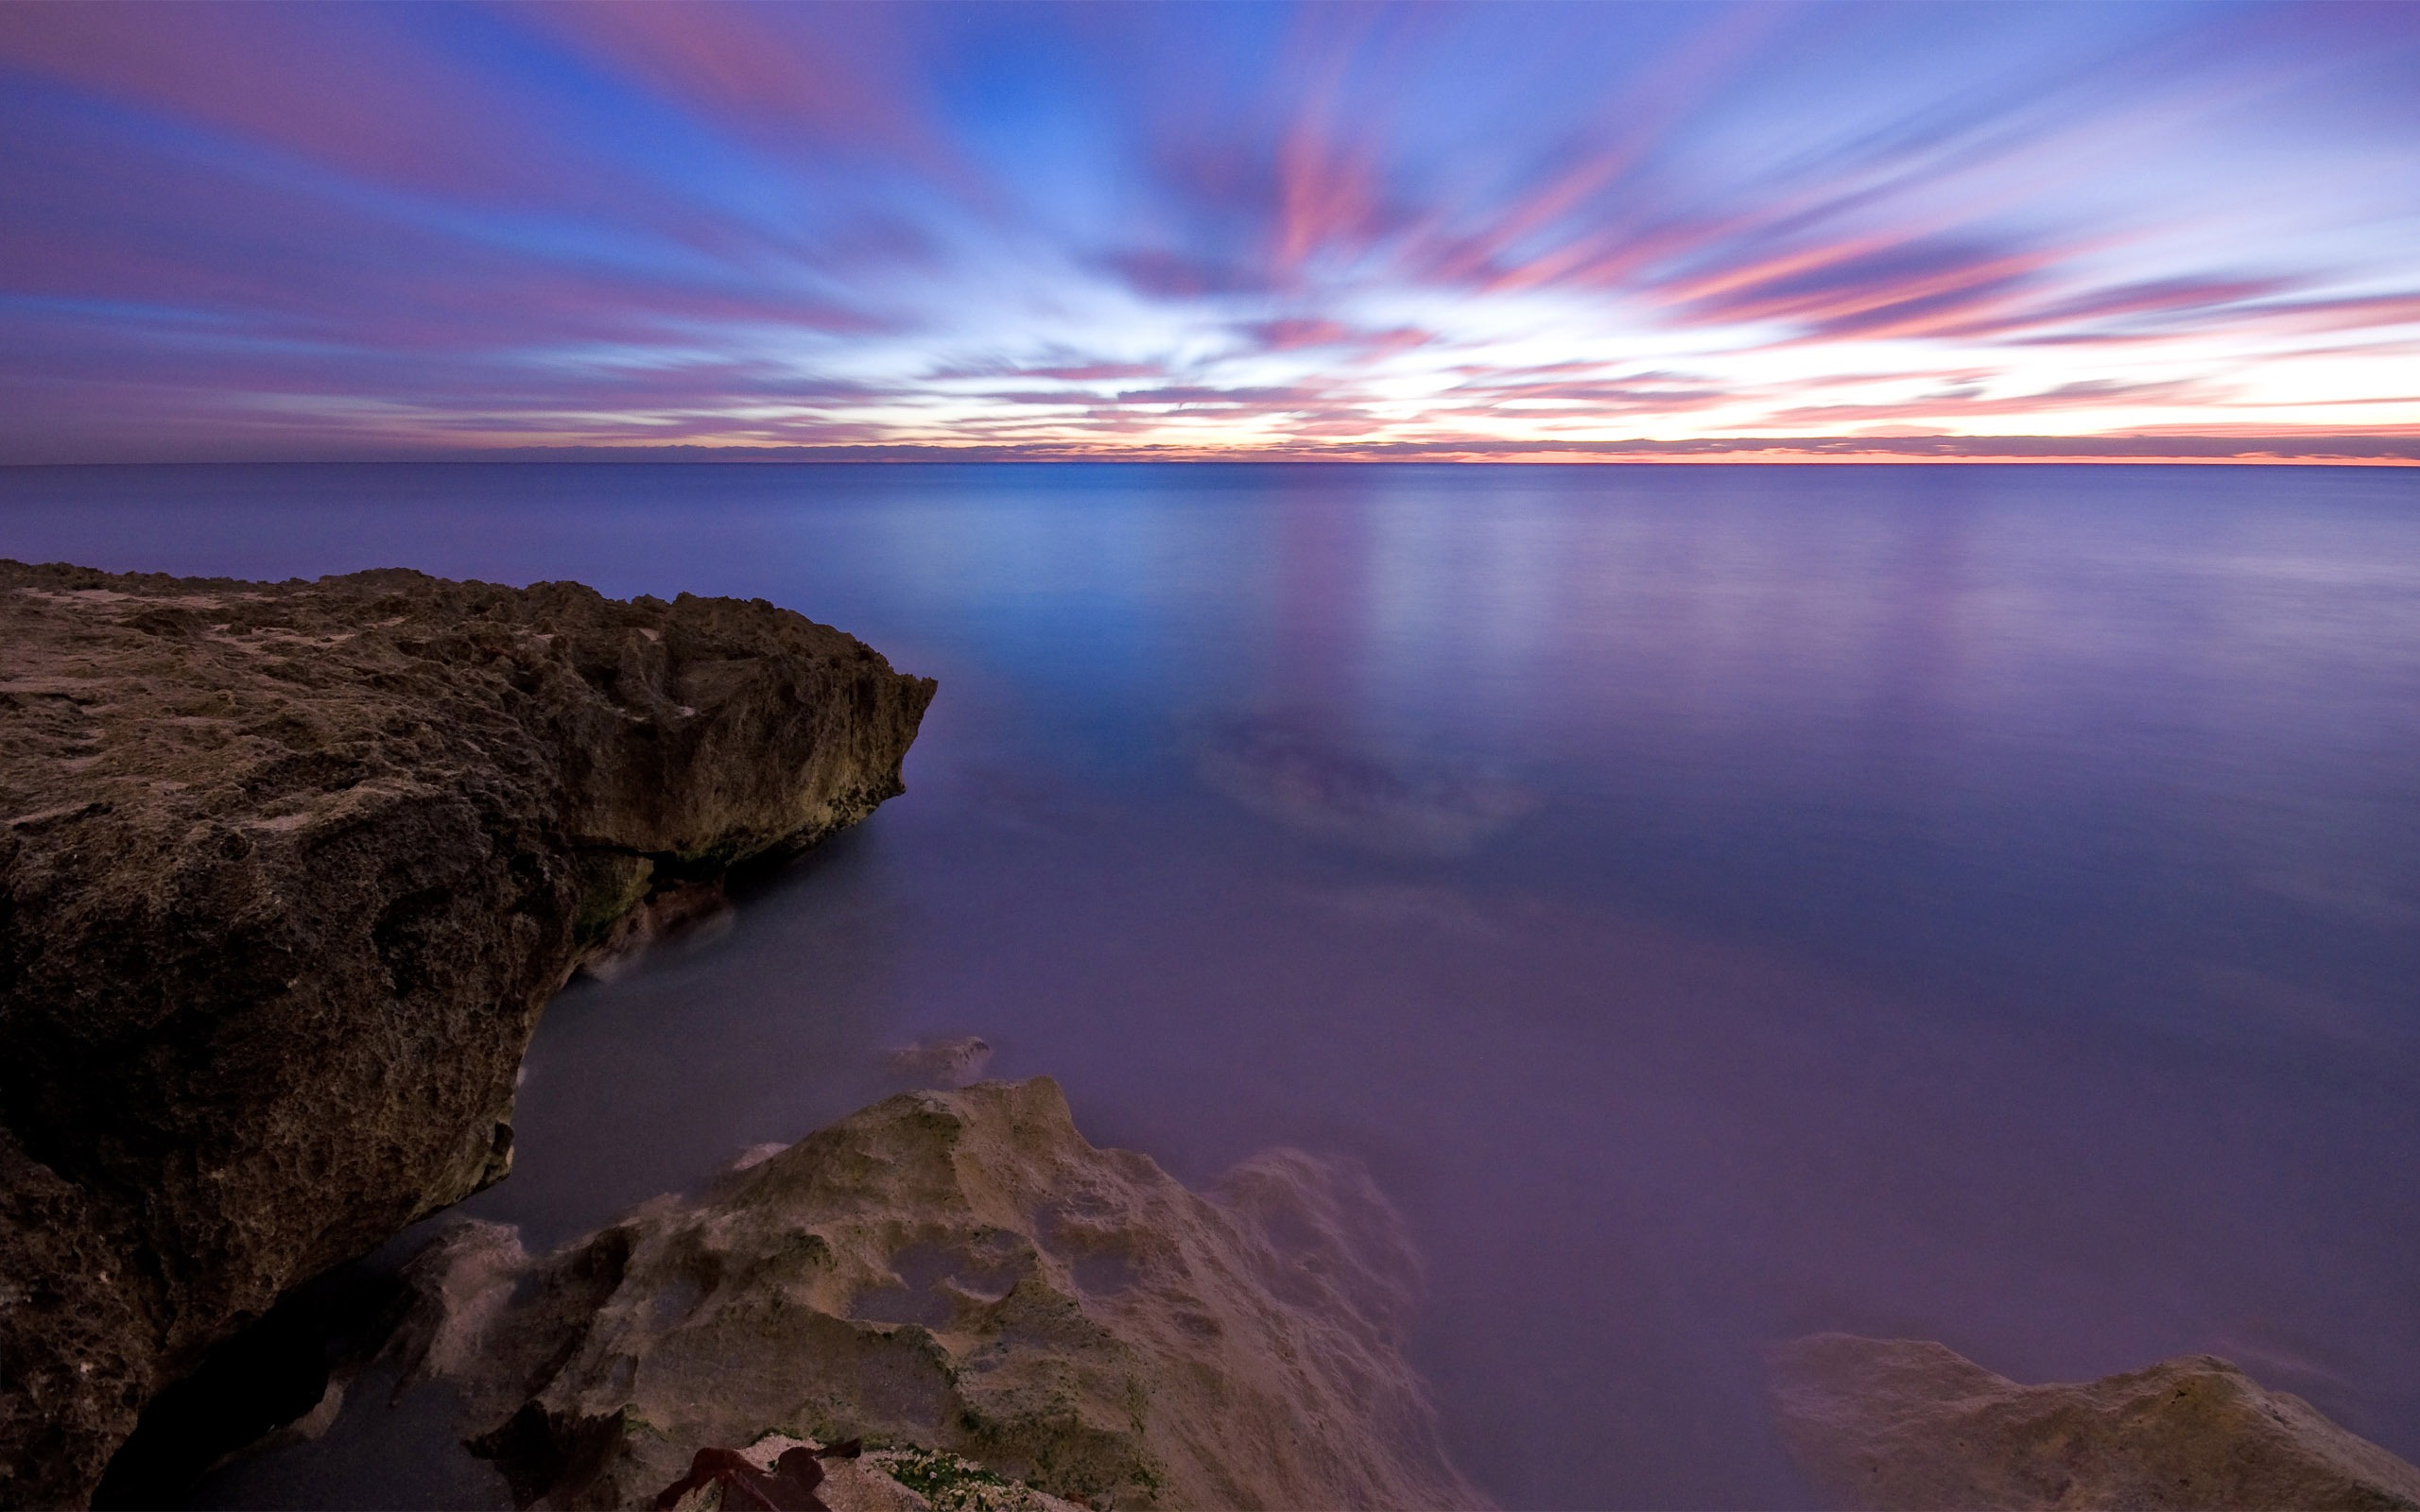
[0,0,2414,462]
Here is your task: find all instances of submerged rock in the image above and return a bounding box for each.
[389,1077,1486,1511]
[0,560,934,1507]
[886,1037,994,1089]
[1768,1332,2420,1510]
[1197,714,1534,858]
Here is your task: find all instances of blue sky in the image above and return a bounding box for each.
[2,1,2416,461]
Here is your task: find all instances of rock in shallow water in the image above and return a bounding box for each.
[1768,1332,2420,1510]
[0,560,934,1508]
[886,1038,994,1090]
[389,1077,1488,1512]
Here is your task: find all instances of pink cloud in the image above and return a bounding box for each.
[1762,377,2219,427]
[1237,318,1432,357]
[0,4,592,204]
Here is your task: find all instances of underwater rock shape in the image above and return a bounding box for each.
[1198,714,1533,858]
[651,1440,855,1511]
[0,560,934,1508]
[1768,1332,2420,1510]
[886,1037,994,1089]
[392,1077,1486,1511]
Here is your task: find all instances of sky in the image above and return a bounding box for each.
[2,1,2417,464]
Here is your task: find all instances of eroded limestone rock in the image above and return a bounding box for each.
[391,1077,1486,1511]
[0,560,934,1507]
[1768,1332,2420,1510]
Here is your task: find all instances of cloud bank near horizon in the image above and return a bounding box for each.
[2,2,2416,464]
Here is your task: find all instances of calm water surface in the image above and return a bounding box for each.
[6,463,2416,1508]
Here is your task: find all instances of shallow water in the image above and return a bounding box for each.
[7,462,2416,1508]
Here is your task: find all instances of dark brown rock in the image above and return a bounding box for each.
[1768,1332,2420,1510]
[0,560,934,1508]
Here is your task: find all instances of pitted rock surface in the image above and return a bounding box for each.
[392,1077,1487,1511]
[0,559,933,1507]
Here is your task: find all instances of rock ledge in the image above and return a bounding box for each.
[0,560,935,1507]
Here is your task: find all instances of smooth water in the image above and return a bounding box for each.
[6,463,2416,1508]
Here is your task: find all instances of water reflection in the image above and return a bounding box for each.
[4,462,2415,1507]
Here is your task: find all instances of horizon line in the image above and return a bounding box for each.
[7,434,2420,469]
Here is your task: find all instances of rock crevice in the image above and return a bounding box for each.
[0,561,935,1508]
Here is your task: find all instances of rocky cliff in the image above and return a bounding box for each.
[1769,1332,2420,1510]
[389,1077,1487,1512]
[0,560,935,1508]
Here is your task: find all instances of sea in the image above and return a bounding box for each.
[5,461,2415,1508]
